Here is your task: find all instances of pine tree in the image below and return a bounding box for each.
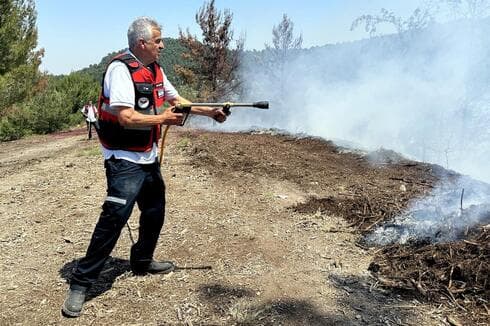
[176,0,244,101]
[0,0,43,115]
[263,14,303,108]
[266,14,303,65]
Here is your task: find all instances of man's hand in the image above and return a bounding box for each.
[210,107,228,123]
[117,106,183,127]
[162,107,184,125]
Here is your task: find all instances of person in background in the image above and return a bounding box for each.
[62,16,228,317]
[81,101,98,139]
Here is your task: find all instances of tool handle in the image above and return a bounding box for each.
[172,104,191,114]
[171,105,191,126]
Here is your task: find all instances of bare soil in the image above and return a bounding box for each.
[0,127,485,325]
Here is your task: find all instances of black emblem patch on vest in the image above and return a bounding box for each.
[138,97,150,109]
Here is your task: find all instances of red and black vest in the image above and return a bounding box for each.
[96,53,166,152]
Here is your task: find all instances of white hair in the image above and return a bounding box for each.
[127,16,161,48]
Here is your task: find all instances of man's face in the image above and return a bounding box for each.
[141,28,164,64]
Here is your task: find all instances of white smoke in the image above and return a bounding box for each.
[195,17,490,243]
[365,176,490,245]
[215,19,490,186]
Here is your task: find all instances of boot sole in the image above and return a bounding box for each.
[147,265,175,274]
[61,304,81,318]
[132,261,175,275]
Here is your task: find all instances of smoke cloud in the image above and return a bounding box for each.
[219,19,490,184]
[195,17,490,243]
[365,176,490,244]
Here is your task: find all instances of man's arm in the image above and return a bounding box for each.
[160,67,226,123]
[116,106,183,127]
[168,96,227,123]
[105,62,184,127]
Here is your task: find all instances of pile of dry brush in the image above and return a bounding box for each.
[294,187,489,323]
[368,225,489,325]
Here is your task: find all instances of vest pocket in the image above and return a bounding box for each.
[135,83,153,94]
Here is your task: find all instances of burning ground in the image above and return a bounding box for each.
[0,128,488,325]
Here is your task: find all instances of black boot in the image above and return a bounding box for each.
[61,285,87,317]
[132,260,175,275]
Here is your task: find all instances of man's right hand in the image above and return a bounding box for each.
[161,107,184,125]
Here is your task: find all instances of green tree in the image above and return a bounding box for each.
[158,38,188,87]
[0,0,43,114]
[266,14,303,63]
[0,0,44,140]
[0,0,41,74]
[176,0,244,101]
[263,14,303,104]
[79,50,123,83]
[52,72,99,114]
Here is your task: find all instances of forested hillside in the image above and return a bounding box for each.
[79,37,188,86]
[0,0,100,140]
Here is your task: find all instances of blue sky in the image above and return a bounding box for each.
[35,0,424,75]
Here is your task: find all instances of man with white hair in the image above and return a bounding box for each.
[62,16,228,317]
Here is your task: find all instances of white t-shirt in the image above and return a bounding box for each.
[85,105,97,122]
[101,50,179,164]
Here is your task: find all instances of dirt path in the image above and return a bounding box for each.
[0,128,445,325]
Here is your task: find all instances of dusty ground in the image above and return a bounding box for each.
[0,127,478,325]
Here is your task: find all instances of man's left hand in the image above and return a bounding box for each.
[211,108,228,123]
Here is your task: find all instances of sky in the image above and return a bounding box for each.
[35,0,425,75]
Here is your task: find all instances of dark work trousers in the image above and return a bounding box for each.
[70,157,166,289]
[86,121,95,139]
